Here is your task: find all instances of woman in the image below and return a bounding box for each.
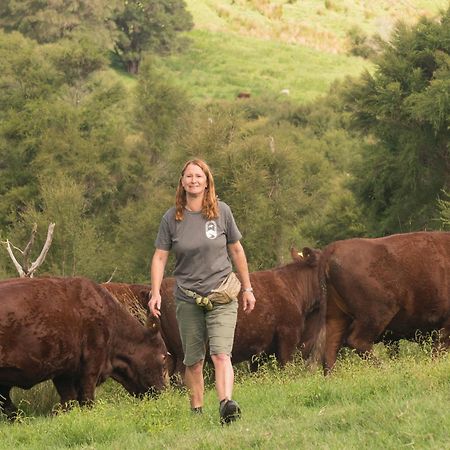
[148,158,256,424]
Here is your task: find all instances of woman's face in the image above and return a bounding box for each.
[181,163,208,196]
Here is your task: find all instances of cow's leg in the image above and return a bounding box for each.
[53,375,78,410]
[76,366,99,406]
[324,297,351,374]
[275,326,300,367]
[345,311,396,358]
[0,385,18,420]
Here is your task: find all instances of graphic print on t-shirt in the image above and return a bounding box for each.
[205,220,218,239]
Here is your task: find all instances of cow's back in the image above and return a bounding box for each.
[324,231,450,332]
[0,277,111,387]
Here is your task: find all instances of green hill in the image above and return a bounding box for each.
[142,0,448,103]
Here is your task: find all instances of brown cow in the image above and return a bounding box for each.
[102,282,183,378]
[0,277,168,419]
[104,255,324,377]
[308,231,450,373]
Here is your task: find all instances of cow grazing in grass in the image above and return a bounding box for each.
[0,277,168,419]
[102,281,182,378]
[295,232,450,373]
[104,254,325,377]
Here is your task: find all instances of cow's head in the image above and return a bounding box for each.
[290,246,319,267]
[112,316,169,398]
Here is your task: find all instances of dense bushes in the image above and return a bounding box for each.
[0,7,449,280]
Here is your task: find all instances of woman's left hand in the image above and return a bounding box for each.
[242,291,256,314]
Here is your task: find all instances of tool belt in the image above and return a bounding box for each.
[179,272,241,311]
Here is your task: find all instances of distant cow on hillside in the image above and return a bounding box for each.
[237,92,251,99]
[0,277,168,419]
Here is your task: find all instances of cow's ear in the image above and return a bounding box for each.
[302,247,319,266]
[290,246,302,261]
[146,315,161,334]
[138,288,151,308]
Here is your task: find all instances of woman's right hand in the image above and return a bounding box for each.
[148,293,162,318]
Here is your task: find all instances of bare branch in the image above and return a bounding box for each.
[105,267,118,283]
[10,243,25,254]
[3,240,26,277]
[28,223,56,278]
[23,223,38,271]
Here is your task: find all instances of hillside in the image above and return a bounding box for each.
[149,0,448,103]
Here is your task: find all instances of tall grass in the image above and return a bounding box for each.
[2,342,449,449]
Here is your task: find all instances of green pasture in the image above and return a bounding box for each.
[185,0,448,42]
[114,0,447,104]
[155,30,369,103]
[114,28,370,104]
[2,343,449,449]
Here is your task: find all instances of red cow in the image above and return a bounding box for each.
[308,231,450,373]
[0,277,168,419]
[102,282,183,378]
[104,255,324,377]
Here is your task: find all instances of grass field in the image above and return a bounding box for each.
[115,0,447,103]
[156,29,368,103]
[2,343,449,449]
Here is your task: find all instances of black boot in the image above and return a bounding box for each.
[219,399,241,425]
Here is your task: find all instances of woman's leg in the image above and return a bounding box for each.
[210,353,234,401]
[184,359,205,409]
[176,299,207,409]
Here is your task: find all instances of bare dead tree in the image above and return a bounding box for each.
[1,223,56,278]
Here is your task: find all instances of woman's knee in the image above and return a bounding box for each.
[186,360,204,375]
[211,353,231,366]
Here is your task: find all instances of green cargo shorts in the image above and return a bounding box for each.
[175,299,238,367]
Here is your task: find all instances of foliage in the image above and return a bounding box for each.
[1,4,448,281]
[112,0,193,73]
[346,26,382,59]
[161,96,365,269]
[343,8,450,235]
[133,57,192,163]
[16,174,114,279]
[438,190,450,230]
[0,0,118,45]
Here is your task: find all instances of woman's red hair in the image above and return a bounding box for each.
[175,159,219,221]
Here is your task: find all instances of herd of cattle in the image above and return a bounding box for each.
[0,231,449,419]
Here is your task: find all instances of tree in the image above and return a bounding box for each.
[0,31,135,231]
[0,0,118,45]
[1,222,55,277]
[13,174,115,279]
[163,99,358,269]
[342,8,450,235]
[133,57,192,163]
[112,0,193,73]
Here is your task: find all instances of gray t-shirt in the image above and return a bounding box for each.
[155,201,242,301]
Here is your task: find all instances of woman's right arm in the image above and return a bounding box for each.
[148,248,169,317]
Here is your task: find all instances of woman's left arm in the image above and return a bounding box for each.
[228,241,256,314]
